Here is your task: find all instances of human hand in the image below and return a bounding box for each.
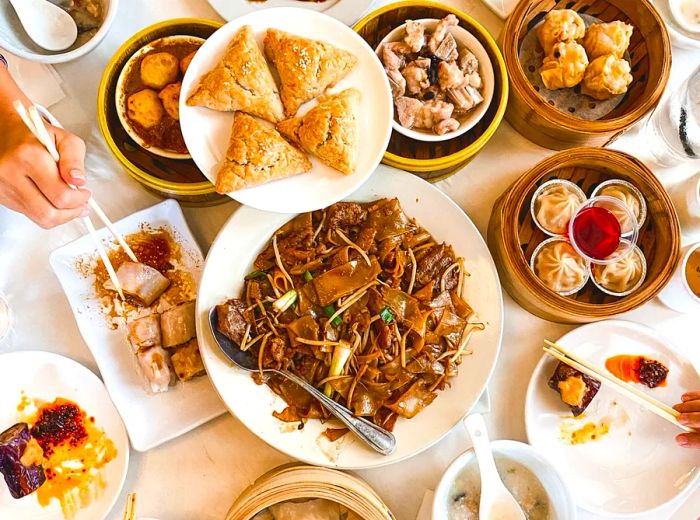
[0,109,90,229]
[674,392,700,448]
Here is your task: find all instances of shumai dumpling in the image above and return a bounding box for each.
[540,41,588,90]
[537,9,586,55]
[581,54,632,100]
[582,21,633,60]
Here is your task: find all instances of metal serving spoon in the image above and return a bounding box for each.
[208,307,396,456]
[464,414,526,520]
[9,0,77,51]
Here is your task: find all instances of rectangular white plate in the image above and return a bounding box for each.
[49,199,226,451]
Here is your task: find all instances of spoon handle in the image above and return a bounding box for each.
[275,369,396,455]
[464,413,502,484]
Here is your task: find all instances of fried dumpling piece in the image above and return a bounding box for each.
[581,54,633,100]
[540,41,588,90]
[171,339,205,382]
[537,9,586,55]
[582,21,634,60]
[186,25,284,123]
[277,89,360,175]
[216,112,312,194]
[264,28,358,116]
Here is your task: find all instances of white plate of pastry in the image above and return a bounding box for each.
[206,0,375,28]
[180,7,393,213]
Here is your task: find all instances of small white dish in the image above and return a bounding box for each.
[0,0,118,64]
[49,199,226,452]
[525,320,700,516]
[116,35,205,160]
[180,8,393,214]
[0,351,129,520]
[206,0,374,27]
[196,165,504,470]
[376,19,495,142]
[669,0,700,34]
[650,0,700,49]
[432,439,577,520]
[658,241,700,312]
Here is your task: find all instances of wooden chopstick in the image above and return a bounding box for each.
[12,101,127,299]
[16,101,138,263]
[543,341,692,432]
[122,492,136,520]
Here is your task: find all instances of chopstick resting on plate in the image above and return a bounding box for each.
[543,339,693,433]
[13,100,135,300]
[122,492,136,520]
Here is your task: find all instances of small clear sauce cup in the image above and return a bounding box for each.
[568,196,639,265]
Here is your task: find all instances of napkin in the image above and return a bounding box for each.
[1,50,65,108]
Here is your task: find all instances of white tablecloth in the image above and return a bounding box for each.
[1,1,699,519]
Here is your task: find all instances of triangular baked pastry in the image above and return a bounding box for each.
[215,113,312,194]
[276,88,360,175]
[187,25,284,123]
[264,29,358,117]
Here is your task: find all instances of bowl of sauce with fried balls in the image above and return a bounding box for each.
[116,36,203,159]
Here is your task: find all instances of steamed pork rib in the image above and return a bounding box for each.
[160,301,196,348]
[216,198,483,430]
[115,262,170,306]
[127,314,161,352]
[137,346,174,393]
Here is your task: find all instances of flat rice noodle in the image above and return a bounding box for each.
[433,309,466,346]
[450,290,474,319]
[273,406,303,422]
[272,377,313,410]
[386,380,437,418]
[327,376,354,399]
[382,287,429,334]
[355,351,382,365]
[310,257,381,306]
[406,353,446,377]
[323,428,350,442]
[413,280,435,302]
[350,383,392,416]
[298,283,320,314]
[254,213,314,270]
[407,330,425,354]
[329,246,351,269]
[428,290,453,309]
[366,198,413,241]
[287,315,320,347]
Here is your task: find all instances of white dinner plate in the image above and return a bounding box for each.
[49,200,226,452]
[180,8,393,214]
[206,0,375,27]
[195,165,504,469]
[0,351,129,520]
[525,320,700,517]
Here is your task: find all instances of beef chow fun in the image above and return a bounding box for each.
[216,198,484,431]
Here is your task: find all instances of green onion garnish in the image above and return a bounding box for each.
[273,290,298,313]
[380,306,394,323]
[303,270,313,282]
[324,304,342,327]
[244,270,267,280]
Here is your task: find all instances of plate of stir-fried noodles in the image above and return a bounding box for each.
[196,166,504,469]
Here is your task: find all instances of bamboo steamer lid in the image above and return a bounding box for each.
[501,0,671,150]
[487,147,681,323]
[226,464,395,520]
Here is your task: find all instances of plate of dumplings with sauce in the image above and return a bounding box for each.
[519,8,635,120]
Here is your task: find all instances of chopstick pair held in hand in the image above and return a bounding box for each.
[674,392,700,448]
[12,100,136,299]
[543,339,694,434]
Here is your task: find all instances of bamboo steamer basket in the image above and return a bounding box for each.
[97,19,226,205]
[488,148,681,323]
[354,1,509,182]
[501,0,671,150]
[225,464,395,520]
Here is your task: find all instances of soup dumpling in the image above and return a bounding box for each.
[581,54,633,100]
[540,41,589,90]
[537,9,586,55]
[534,240,588,294]
[582,21,634,60]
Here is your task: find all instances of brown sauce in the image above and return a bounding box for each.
[122,39,202,154]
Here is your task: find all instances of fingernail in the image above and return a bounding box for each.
[80,206,90,217]
[679,415,690,425]
[677,435,688,446]
[71,169,85,181]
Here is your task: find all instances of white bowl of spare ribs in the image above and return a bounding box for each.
[376,16,495,142]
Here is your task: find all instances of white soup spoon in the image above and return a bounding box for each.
[9,0,78,51]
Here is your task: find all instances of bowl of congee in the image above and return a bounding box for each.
[432,439,577,519]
